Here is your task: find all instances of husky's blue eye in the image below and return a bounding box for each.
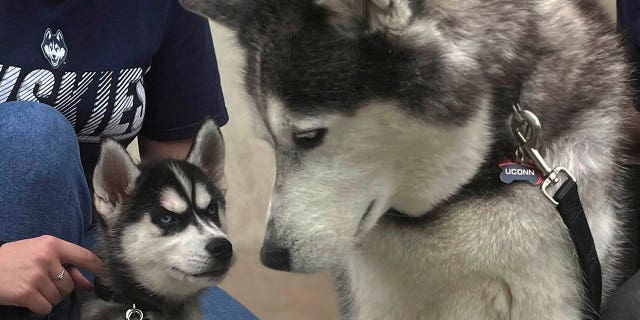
[160,214,174,224]
[292,128,327,150]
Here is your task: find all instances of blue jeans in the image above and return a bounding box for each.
[0,101,257,320]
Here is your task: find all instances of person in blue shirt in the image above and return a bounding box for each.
[618,0,640,112]
[0,1,256,319]
[605,1,640,320]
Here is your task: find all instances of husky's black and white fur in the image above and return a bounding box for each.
[183,1,632,319]
[83,119,231,320]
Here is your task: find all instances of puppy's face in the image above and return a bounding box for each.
[119,161,231,296]
[93,120,231,298]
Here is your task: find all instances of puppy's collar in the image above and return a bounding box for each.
[94,277,166,314]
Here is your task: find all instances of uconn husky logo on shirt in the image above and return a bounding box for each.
[41,29,68,69]
[0,28,148,143]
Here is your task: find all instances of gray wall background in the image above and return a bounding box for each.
[130,1,617,318]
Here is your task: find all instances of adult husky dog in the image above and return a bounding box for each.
[183,0,631,319]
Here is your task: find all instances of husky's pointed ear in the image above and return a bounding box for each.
[179,0,249,31]
[44,28,52,39]
[187,119,226,190]
[93,139,140,224]
[316,0,413,35]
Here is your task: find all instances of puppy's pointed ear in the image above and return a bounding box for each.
[179,0,250,31]
[93,139,140,224]
[187,119,226,191]
[316,0,413,35]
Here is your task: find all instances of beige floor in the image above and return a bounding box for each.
[130,1,616,319]
[206,24,340,320]
[129,23,340,320]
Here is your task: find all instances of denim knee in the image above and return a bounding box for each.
[0,101,79,160]
[0,101,84,192]
[0,101,91,244]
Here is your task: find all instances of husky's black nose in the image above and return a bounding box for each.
[260,244,291,272]
[206,238,233,265]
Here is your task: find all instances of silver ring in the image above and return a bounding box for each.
[56,269,65,281]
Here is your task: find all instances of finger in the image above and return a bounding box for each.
[52,239,104,276]
[67,267,93,291]
[24,292,53,316]
[37,278,63,307]
[50,267,75,297]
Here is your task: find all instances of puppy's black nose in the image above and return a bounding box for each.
[206,238,233,265]
[260,243,291,272]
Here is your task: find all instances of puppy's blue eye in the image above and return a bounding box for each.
[207,202,222,226]
[207,203,218,215]
[160,214,174,224]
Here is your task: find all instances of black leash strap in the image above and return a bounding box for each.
[554,179,602,319]
[509,104,602,319]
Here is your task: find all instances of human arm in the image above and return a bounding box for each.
[138,137,194,161]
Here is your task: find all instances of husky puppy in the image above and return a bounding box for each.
[182,1,632,319]
[82,119,231,320]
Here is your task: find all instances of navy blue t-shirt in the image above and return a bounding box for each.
[0,0,228,180]
[619,0,640,111]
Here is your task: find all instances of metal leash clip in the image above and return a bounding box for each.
[509,103,575,205]
[125,304,144,320]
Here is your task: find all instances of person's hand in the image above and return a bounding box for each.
[0,235,104,315]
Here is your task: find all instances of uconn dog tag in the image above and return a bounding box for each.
[126,304,144,320]
[498,160,543,186]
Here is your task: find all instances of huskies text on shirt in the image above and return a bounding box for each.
[0,0,228,180]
